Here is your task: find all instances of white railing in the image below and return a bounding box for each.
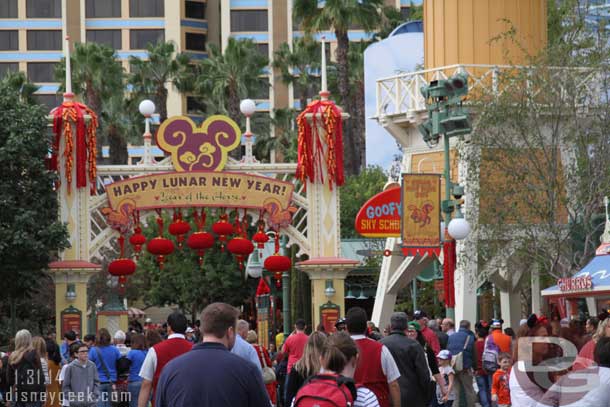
[374,64,603,120]
[89,158,309,260]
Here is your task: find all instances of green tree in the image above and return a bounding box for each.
[466,9,610,285]
[128,41,192,123]
[254,108,298,163]
[293,0,383,175]
[129,213,253,319]
[55,43,125,162]
[0,71,39,104]
[194,39,269,122]
[272,35,321,110]
[339,166,387,238]
[55,42,123,121]
[0,80,69,336]
[101,95,142,164]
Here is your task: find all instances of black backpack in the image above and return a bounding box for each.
[13,353,46,400]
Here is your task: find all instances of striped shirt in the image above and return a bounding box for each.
[291,386,380,407]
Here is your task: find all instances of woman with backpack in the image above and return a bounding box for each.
[285,332,326,405]
[293,332,379,407]
[7,329,46,407]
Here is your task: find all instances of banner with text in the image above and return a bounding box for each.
[105,171,294,211]
[355,186,401,237]
[401,174,441,256]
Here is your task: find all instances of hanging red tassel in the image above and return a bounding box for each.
[443,239,456,308]
[296,100,344,189]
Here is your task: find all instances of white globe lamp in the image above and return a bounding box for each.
[448,217,470,240]
[139,99,155,117]
[240,99,256,117]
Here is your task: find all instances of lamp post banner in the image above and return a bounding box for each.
[401,174,441,256]
[105,171,294,211]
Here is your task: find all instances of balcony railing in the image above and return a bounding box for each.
[374,64,602,121]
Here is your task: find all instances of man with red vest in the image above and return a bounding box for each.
[347,307,401,407]
[138,312,193,407]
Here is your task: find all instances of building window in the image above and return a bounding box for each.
[130,29,164,49]
[185,32,206,52]
[0,63,19,78]
[186,96,206,115]
[185,1,206,20]
[0,0,18,18]
[86,30,122,49]
[256,43,269,57]
[130,0,164,17]
[86,0,121,18]
[230,10,268,32]
[0,31,18,51]
[26,0,61,18]
[34,94,62,113]
[27,62,57,82]
[252,80,270,100]
[27,30,62,50]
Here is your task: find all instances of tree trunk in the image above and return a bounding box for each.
[351,79,366,172]
[156,85,168,123]
[228,83,242,160]
[334,29,359,176]
[107,125,128,164]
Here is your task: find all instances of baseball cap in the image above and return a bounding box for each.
[335,318,346,327]
[186,327,194,334]
[408,321,421,331]
[491,319,503,329]
[437,349,452,360]
[413,310,428,320]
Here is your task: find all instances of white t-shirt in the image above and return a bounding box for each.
[138,333,185,381]
[437,365,456,402]
[350,335,401,382]
[509,364,546,407]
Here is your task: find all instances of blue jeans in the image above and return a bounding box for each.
[97,383,113,407]
[475,374,492,407]
[128,381,142,407]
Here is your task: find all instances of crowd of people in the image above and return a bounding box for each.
[1,305,610,407]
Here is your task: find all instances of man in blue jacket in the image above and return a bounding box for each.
[447,320,476,407]
[155,303,269,407]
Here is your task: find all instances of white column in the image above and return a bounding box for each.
[531,266,541,315]
[372,238,400,327]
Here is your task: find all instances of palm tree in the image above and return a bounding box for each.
[194,38,268,122]
[346,42,367,172]
[128,41,192,123]
[254,108,298,162]
[101,95,142,164]
[55,42,123,117]
[55,42,124,161]
[272,35,320,109]
[292,0,383,175]
[0,71,39,105]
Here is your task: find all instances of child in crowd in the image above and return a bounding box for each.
[59,342,80,406]
[62,343,100,407]
[436,350,456,407]
[491,353,512,407]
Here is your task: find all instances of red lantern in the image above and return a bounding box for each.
[147,237,174,269]
[146,215,174,269]
[129,226,146,259]
[265,253,291,286]
[109,236,136,293]
[252,221,269,258]
[227,236,254,269]
[168,211,191,247]
[212,213,234,251]
[187,231,215,265]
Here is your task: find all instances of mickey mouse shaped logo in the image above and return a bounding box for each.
[156,115,241,172]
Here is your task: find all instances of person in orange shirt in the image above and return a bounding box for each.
[490,319,512,353]
[491,353,512,407]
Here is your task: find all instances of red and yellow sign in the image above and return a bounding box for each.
[355,186,401,237]
[105,171,294,211]
[401,174,441,256]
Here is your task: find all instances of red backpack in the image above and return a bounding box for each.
[294,374,357,407]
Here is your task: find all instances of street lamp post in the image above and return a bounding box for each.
[281,235,291,337]
[419,73,473,319]
[138,99,156,166]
